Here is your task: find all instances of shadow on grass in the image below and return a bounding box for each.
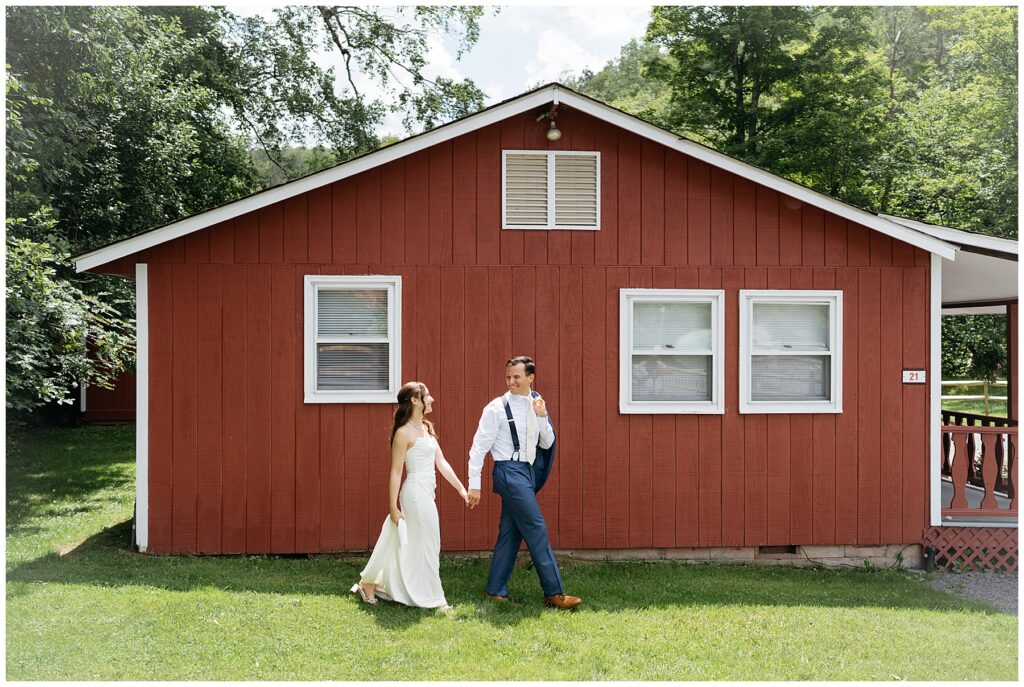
[7,518,1003,629]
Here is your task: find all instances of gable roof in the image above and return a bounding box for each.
[74,82,957,272]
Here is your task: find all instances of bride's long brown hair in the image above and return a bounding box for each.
[389,381,437,446]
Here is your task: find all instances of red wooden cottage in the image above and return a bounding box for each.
[74,83,1018,570]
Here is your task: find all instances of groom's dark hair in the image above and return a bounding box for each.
[506,355,536,375]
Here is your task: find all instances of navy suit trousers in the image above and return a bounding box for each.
[485,460,564,597]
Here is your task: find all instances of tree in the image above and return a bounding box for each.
[563,39,672,127]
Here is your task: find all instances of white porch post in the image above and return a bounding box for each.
[135,263,149,552]
[930,255,943,527]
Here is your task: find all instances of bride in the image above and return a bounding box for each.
[351,381,469,611]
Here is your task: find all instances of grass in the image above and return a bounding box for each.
[6,425,1019,680]
[942,376,1009,418]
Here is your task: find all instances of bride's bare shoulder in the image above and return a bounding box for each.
[392,424,417,448]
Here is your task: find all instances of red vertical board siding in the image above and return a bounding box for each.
[628,267,654,548]
[463,266,490,550]
[356,170,382,265]
[824,213,847,266]
[605,267,630,547]
[879,269,904,542]
[664,150,688,266]
[570,111,597,266]
[581,268,607,548]
[171,264,198,553]
[674,266,700,547]
[486,267,513,541]
[185,230,209,264]
[651,268,677,548]
[307,186,333,263]
[429,144,453,265]
[295,265,321,552]
[720,267,745,546]
[381,160,406,265]
[558,266,584,548]
[196,265,223,553]
[765,269,790,545]
[527,111,553,265]
[733,179,757,266]
[788,268,813,544]
[259,204,284,264]
[811,269,837,544]
[318,264,346,552]
[710,166,734,266]
[687,159,711,266]
[617,134,643,266]
[779,198,802,266]
[440,267,466,550]
[452,134,478,265]
[282,195,308,264]
[234,211,260,263]
[756,186,780,266]
[857,268,881,545]
[641,140,665,265]
[743,267,768,546]
[697,268,722,547]
[245,266,273,552]
[148,264,174,552]
[159,237,185,264]
[405,151,430,266]
[221,265,247,552]
[870,233,893,267]
[902,268,928,541]
[801,205,825,267]
[476,124,501,265]
[343,265,370,553]
[594,120,620,265]
[533,266,558,547]
[834,268,859,543]
[332,181,357,264]
[847,222,870,266]
[270,265,296,552]
[499,117,525,264]
[892,238,916,267]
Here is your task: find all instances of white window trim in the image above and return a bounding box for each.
[303,275,401,404]
[739,290,843,414]
[502,149,601,230]
[619,289,725,414]
[135,263,149,552]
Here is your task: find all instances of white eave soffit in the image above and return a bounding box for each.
[74,84,958,272]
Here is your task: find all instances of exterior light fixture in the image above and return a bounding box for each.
[546,120,562,141]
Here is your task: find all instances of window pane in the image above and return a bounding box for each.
[633,301,711,351]
[631,355,712,402]
[318,289,388,337]
[752,303,829,351]
[317,343,389,390]
[751,355,830,401]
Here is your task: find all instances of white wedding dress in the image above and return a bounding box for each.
[358,436,448,608]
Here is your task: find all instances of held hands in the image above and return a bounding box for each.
[467,489,481,509]
[532,395,547,417]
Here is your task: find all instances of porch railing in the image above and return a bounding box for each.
[940,421,1017,519]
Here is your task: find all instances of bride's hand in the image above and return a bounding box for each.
[390,508,404,525]
[460,490,470,506]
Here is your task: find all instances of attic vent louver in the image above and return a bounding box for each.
[503,150,600,229]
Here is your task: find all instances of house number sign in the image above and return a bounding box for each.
[902,370,926,384]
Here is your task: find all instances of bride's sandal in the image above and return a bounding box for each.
[350,583,378,605]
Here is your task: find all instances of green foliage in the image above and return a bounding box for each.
[941,315,1007,381]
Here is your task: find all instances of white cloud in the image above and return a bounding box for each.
[524,28,600,85]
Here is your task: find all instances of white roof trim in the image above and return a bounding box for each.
[879,214,1018,257]
[75,84,958,272]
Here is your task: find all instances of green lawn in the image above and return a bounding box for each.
[6,425,1018,680]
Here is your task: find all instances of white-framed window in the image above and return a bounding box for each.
[303,275,401,403]
[502,150,600,230]
[739,290,842,414]
[619,289,725,414]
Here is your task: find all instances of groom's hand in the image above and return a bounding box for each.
[467,489,481,508]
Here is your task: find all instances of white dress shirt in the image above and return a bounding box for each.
[467,391,554,490]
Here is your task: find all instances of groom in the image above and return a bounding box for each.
[467,356,582,609]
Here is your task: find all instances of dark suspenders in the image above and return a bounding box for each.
[502,391,539,462]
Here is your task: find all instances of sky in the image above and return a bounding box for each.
[229,3,653,137]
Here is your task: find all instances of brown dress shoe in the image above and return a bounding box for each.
[486,594,509,602]
[544,593,582,609]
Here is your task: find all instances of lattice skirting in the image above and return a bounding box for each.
[922,527,1018,573]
